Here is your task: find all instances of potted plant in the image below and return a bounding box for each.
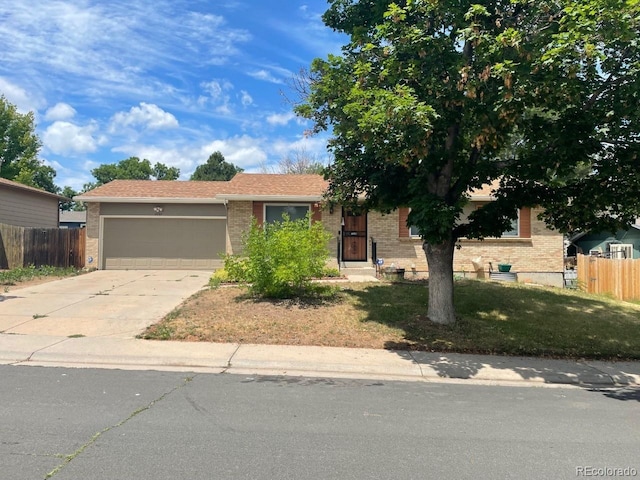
[497,261,512,272]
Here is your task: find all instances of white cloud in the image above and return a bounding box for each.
[110,103,179,132]
[201,79,233,100]
[43,121,99,155]
[266,111,295,126]
[44,102,77,121]
[0,77,45,113]
[0,1,251,104]
[112,134,269,178]
[248,69,285,84]
[240,90,253,106]
[204,135,268,169]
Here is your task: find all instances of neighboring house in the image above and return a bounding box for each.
[568,221,640,260]
[75,174,564,286]
[0,178,64,228]
[59,210,87,229]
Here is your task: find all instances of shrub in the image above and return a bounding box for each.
[322,267,342,278]
[224,212,331,297]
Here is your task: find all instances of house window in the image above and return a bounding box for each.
[501,214,519,238]
[409,225,421,238]
[474,204,520,238]
[264,204,310,224]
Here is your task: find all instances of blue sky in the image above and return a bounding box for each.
[0,0,346,190]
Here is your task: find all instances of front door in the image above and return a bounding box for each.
[342,209,367,261]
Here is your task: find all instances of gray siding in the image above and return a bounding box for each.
[100,203,226,217]
[0,187,59,228]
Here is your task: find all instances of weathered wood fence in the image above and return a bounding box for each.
[577,253,640,301]
[0,223,85,270]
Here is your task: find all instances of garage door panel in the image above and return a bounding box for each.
[103,218,225,270]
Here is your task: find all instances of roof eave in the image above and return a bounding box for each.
[469,195,495,201]
[217,194,324,202]
[74,196,225,204]
[1,181,68,201]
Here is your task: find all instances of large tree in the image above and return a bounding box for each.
[88,156,180,187]
[190,151,243,181]
[297,0,640,324]
[0,95,58,193]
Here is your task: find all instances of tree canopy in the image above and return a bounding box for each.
[190,151,243,181]
[296,0,640,324]
[89,157,180,187]
[0,95,58,193]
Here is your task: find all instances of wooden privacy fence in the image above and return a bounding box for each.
[0,223,85,270]
[577,253,640,301]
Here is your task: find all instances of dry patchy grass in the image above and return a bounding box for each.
[140,280,640,360]
[143,285,406,348]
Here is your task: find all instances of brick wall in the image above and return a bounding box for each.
[369,206,564,285]
[85,202,100,269]
[226,201,253,255]
[226,200,342,268]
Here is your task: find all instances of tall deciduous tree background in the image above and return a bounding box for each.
[0,95,58,193]
[297,0,640,324]
[87,156,180,188]
[190,151,244,181]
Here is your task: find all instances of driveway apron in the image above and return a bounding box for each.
[0,270,210,338]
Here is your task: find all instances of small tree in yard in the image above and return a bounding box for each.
[224,213,332,298]
[296,0,640,325]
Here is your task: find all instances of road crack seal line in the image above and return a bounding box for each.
[221,343,242,373]
[406,351,426,378]
[7,337,69,365]
[44,375,197,479]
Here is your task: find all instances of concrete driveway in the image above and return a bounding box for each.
[0,270,211,338]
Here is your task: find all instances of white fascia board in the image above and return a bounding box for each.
[469,195,496,201]
[73,196,224,204]
[216,194,324,202]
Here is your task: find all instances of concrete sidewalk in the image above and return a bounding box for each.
[1,333,639,387]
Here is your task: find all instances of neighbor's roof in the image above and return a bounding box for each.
[74,180,230,203]
[217,173,328,201]
[59,210,87,223]
[0,177,67,201]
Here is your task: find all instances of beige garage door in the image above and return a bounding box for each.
[103,218,226,270]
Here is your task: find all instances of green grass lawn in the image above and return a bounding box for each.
[345,279,640,360]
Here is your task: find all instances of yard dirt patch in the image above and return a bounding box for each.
[142,284,408,349]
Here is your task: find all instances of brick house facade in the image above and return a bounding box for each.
[77,174,564,286]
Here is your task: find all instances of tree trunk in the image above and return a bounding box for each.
[423,237,456,325]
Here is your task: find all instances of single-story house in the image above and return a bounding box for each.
[59,210,87,229]
[0,177,65,228]
[568,221,640,259]
[75,174,564,286]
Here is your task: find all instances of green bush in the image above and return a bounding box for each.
[322,267,342,278]
[224,212,331,297]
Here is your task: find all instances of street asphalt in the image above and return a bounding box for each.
[1,270,639,388]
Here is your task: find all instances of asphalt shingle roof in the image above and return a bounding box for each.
[75,174,500,202]
[75,180,229,200]
[221,173,328,197]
